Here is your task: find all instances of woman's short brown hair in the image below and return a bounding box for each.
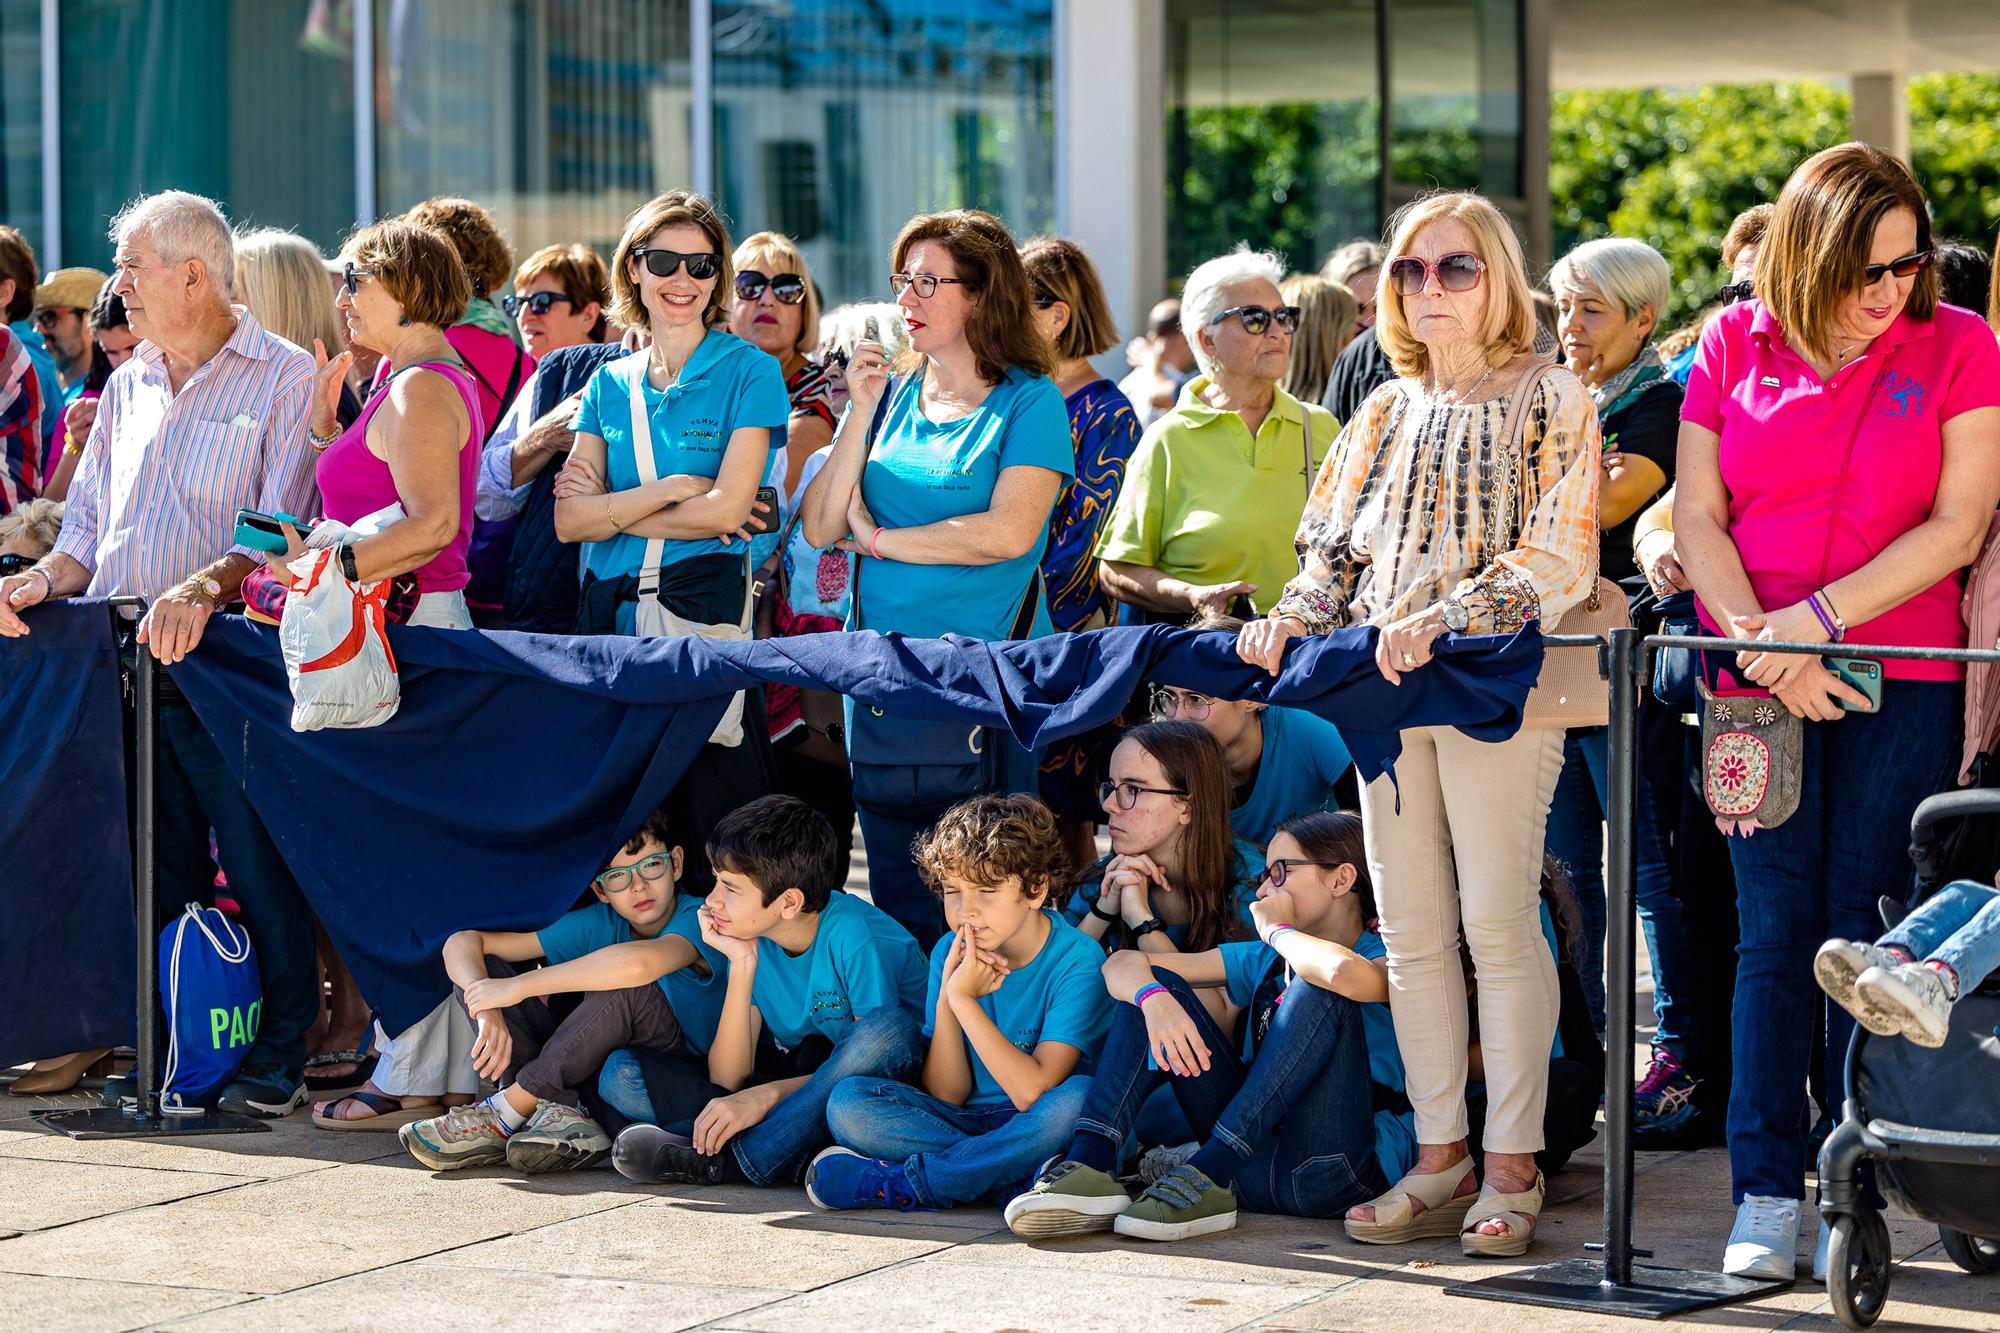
[1755,142,1936,363]
[915,793,1069,903]
[515,243,611,343]
[345,219,472,330]
[732,231,821,360]
[1376,192,1537,378]
[0,226,37,323]
[1020,235,1118,361]
[404,197,515,299]
[1721,203,1775,271]
[609,190,734,333]
[891,210,1056,384]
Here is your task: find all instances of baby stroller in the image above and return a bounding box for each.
[1817,787,2000,1328]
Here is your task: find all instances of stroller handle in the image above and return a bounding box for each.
[1908,788,2000,887]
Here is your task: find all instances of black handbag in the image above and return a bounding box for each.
[1650,589,1701,710]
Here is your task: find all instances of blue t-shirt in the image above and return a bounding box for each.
[1061,838,1264,948]
[573,328,790,580]
[843,369,1074,641]
[921,913,1113,1108]
[533,895,730,1053]
[750,890,928,1049]
[1232,706,1353,847]
[1219,930,1416,1181]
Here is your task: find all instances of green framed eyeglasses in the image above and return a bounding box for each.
[594,852,674,895]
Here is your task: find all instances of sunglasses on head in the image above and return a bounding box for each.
[1862,249,1933,284]
[1386,251,1485,296]
[341,262,376,296]
[736,270,807,304]
[1208,304,1301,336]
[633,248,721,281]
[1719,280,1755,306]
[502,291,576,318]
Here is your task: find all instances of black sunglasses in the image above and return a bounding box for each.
[1208,304,1301,336]
[0,553,36,576]
[633,248,721,281]
[342,262,376,296]
[1719,280,1754,306]
[736,270,807,305]
[503,291,577,318]
[1862,249,1933,284]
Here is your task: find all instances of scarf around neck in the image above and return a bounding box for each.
[1592,344,1666,421]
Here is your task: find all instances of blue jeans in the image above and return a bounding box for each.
[826,1075,1092,1207]
[1072,968,1388,1216]
[732,1007,926,1185]
[1725,679,1959,1202]
[1883,880,2000,987]
[1544,720,1686,1052]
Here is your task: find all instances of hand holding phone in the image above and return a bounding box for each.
[746,485,781,535]
[1823,655,1883,713]
[234,508,313,554]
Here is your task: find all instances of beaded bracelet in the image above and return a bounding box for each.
[1132,983,1168,1007]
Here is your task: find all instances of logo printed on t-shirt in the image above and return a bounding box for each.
[1881,372,1927,419]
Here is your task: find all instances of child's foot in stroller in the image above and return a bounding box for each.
[1723,1194,1801,1280]
[1813,939,1908,1034]
[1856,962,1955,1048]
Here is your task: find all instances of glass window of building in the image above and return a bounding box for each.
[1,0,42,258]
[1387,0,1522,203]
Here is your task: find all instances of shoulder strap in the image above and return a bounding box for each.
[626,360,670,603]
[847,378,902,631]
[1495,355,1605,609]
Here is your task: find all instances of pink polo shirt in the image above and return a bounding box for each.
[1682,299,2000,681]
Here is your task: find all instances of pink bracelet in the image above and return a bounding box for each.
[1264,922,1298,944]
[869,527,886,560]
[1132,982,1168,1008]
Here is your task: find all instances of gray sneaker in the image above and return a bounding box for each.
[505,1101,613,1173]
[1003,1160,1131,1238]
[1813,940,1905,1034]
[401,1101,512,1171]
[1136,1141,1200,1186]
[1856,962,1954,1048]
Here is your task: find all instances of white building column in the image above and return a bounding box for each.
[1056,0,1166,373]
[1852,71,1910,163]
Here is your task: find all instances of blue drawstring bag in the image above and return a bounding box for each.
[158,904,261,1111]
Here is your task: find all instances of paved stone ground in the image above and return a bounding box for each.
[6,837,1999,1331]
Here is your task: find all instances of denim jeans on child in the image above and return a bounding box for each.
[1883,880,2000,988]
[1725,679,1960,1202]
[826,1075,1092,1207]
[1072,968,1388,1216]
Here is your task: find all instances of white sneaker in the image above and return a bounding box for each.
[1856,963,1954,1048]
[1723,1194,1801,1280]
[1811,1215,1831,1282]
[1813,940,1905,1035]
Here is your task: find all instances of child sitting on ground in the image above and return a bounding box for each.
[611,794,928,1187]
[806,795,1113,1211]
[1816,873,2000,1048]
[400,803,727,1174]
[1006,811,1416,1243]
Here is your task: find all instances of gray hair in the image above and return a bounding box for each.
[1181,245,1286,377]
[1319,239,1386,287]
[109,191,236,302]
[1548,237,1672,328]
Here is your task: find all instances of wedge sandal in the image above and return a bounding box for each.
[1460,1172,1545,1257]
[1343,1154,1476,1244]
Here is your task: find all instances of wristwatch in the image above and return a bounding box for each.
[187,574,222,604]
[338,545,360,582]
[1131,917,1168,940]
[1441,596,1471,633]
[1088,898,1121,924]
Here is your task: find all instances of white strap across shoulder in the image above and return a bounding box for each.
[627,357,670,602]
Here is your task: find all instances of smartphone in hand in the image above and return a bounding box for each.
[234,508,311,554]
[746,485,781,535]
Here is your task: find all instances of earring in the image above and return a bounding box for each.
[399,315,412,327]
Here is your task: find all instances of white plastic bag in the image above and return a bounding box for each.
[279,543,400,732]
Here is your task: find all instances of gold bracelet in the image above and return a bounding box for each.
[606,496,624,532]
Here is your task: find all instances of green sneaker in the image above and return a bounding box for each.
[1003,1160,1132,1238]
[1112,1163,1238,1242]
[505,1101,612,1174]
[400,1101,512,1171]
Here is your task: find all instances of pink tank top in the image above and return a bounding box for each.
[316,360,485,594]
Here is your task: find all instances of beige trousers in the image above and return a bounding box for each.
[1361,723,1565,1154]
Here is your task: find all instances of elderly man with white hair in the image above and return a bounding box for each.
[1095,245,1339,622]
[0,189,320,1119]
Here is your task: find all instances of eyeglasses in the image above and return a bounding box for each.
[503,291,577,318]
[891,272,971,300]
[1150,686,1214,722]
[1386,252,1486,296]
[633,249,721,281]
[1257,858,1346,889]
[342,263,376,296]
[593,852,675,895]
[30,308,76,329]
[736,270,807,305]
[1719,280,1755,306]
[0,553,36,576]
[1208,304,1300,336]
[1862,249,1933,285]
[1098,779,1188,811]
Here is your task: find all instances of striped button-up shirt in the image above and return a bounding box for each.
[54,308,317,598]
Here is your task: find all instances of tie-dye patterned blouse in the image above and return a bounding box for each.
[1272,365,1601,634]
[1041,378,1140,632]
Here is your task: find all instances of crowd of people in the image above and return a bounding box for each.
[3,134,1999,1284]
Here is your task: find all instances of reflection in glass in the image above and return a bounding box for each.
[0,0,41,256]
[1388,0,1521,199]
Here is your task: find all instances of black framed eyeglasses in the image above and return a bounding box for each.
[1208,304,1301,336]
[1862,249,1933,284]
[736,270,807,305]
[503,291,577,318]
[633,248,721,281]
[1257,858,1345,889]
[1719,280,1755,306]
[1098,779,1188,812]
[1150,686,1214,722]
[0,553,36,576]
[342,263,376,296]
[593,852,675,895]
[891,271,971,299]
[30,308,78,330]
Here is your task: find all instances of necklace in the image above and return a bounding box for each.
[1427,361,1496,404]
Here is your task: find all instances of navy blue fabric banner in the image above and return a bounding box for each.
[167,616,1542,1031]
[0,601,135,1066]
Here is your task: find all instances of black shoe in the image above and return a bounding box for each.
[216,1072,306,1119]
[611,1124,743,1185]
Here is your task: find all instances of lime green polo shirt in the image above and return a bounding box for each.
[1094,378,1338,614]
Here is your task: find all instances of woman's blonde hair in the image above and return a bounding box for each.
[1279,273,1356,405]
[1376,192,1537,378]
[1020,235,1119,361]
[609,190,734,333]
[234,228,345,355]
[0,497,62,557]
[1548,237,1672,333]
[1756,142,1936,364]
[732,230,820,359]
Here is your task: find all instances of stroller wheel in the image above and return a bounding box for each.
[1828,1212,1893,1329]
[1940,1227,2000,1275]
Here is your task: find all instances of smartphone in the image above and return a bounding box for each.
[1824,655,1884,713]
[233,508,311,553]
[746,485,781,535]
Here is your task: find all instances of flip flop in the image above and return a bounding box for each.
[311,1089,440,1131]
[1461,1172,1546,1258]
[303,1050,378,1093]
[1344,1155,1476,1244]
